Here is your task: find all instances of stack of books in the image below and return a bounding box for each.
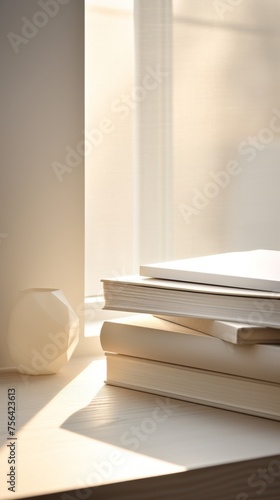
[100,249,280,421]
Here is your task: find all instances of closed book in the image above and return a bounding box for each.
[105,353,280,421]
[140,249,280,292]
[100,315,280,384]
[156,315,280,344]
[102,275,280,327]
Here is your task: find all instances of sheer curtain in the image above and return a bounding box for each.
[172,0,280,257]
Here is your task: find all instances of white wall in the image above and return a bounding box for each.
[0,0,84,368]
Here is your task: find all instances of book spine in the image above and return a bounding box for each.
[106,354,280,421]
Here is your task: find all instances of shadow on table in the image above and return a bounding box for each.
[62,383,280,468]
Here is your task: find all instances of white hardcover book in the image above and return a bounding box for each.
[100,315,280,384]
[156,315,280,344]
[140,249,280,292]
[105,353,280,421]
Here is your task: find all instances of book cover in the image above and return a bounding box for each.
[140,249,280,292]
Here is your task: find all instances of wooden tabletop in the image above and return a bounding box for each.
[1,356,280,499]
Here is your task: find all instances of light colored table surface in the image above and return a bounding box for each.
[1,355,280,499]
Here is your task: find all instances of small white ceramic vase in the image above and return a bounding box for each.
[8,288,79,375]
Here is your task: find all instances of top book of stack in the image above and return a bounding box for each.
[140,249,280,292]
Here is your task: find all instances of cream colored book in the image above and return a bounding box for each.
[100,315,280,384]
[102,274,280,327]
[157,315,280,344]
[140,249,280,292]
[105,352,280,421]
